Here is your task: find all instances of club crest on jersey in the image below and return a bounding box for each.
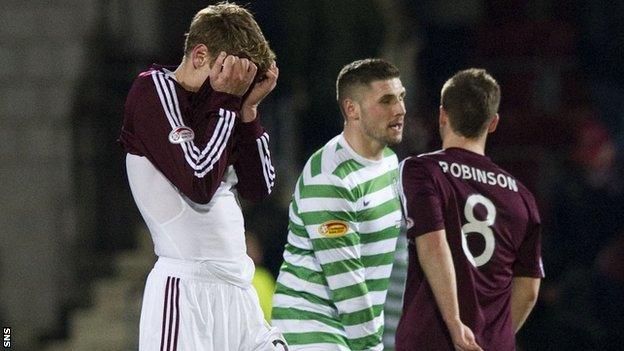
[168,126,195,144]
[318,220,349,238]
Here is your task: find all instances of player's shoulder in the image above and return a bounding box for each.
[488,160,535,198]
[400,149,446,174]
[488,160,540,216]
[134,66,158,84]
[322,136,397,177]
[515,178,539,213]
[302,134,395,186]
[417,149,452,164]
[126,67,161,105]
[125,66,170,115]
[295,137,356,202]
[301,135,347,182]
[132,65,179,97]
[129,66,162,93]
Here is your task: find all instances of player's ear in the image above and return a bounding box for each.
[343,98,360,121]
[487,114,499,133]
[439,105,448,126]
[191,44,210,69]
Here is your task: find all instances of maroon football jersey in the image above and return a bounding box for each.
[119,65,275,204]
[396,147,543,351]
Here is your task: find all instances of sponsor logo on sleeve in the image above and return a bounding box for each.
[318,220,349,238]
[168,126,195,144]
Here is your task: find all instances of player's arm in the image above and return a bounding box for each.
[400,158,482,351]
[233,62,278,201]
[415,230,482,351]
[511,197,544,333]
[297,175,383,350]
[415,229,459,327]
[121,54,256,204]
[510,277,540,333]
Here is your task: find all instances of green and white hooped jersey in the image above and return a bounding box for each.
[272,134,402,351]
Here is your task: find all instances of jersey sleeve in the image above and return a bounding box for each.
[399,157,445,239]
[513,194,545,278]
[295,173,383,350]
[119,72,241,204]
[232,117,275,202]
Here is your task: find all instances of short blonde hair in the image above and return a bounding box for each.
[184,2,276,74]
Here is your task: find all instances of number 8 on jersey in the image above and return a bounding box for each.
[461,194,496,267]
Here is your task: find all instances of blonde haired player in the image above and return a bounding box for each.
[119,3,286,350]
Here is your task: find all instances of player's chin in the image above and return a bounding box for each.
[384,133,403,145]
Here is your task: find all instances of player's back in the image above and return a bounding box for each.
[397,147,542,351]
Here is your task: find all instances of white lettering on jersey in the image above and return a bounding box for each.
[438,161,518,192]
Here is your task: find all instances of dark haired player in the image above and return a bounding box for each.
[272,58,405,351]
[396,69,543,351]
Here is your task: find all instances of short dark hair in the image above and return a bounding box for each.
[336,59,400,102]
[441,68,501,139]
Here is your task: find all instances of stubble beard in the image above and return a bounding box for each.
[386,131,403,145]
[361,118,402,147]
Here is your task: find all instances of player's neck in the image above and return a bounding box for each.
[343,126,385,160]
[442,133,486,155]
[173,59,205,92]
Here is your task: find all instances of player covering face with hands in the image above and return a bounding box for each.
[120,2,287,350]
[175,49,279,121]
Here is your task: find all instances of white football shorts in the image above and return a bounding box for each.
[139,257,288,351]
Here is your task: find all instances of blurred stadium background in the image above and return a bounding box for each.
[1,0,623,350]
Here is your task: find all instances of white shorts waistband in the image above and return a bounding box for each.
[153,257,229,283]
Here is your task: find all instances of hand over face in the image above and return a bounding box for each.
[209,52,258,97]
[243,61,279,108]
